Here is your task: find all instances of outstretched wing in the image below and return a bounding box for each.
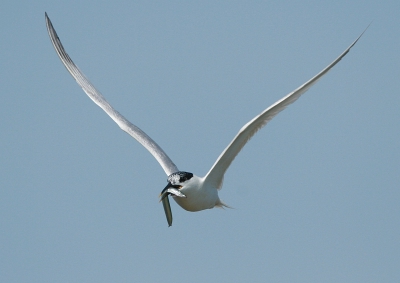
[45,13,178,176]
[204,27,368,189]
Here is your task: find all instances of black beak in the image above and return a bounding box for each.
[160,182,173,200]
[159,183,186,227]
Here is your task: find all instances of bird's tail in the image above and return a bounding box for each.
[215,199,233,209]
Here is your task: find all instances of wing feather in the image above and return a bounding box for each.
[204,27,369,189]
[45,13,178,176]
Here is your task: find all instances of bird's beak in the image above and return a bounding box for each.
[159,183,186,201]
[159,183,186,227]
[159,182,172,197]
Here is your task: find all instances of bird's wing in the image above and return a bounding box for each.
[45,13,178,176]
[204,27,368,189]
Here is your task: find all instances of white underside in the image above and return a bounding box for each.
[171,175,222,212]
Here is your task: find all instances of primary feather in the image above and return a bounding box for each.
[203,27,369,189]
[45,12,178,176]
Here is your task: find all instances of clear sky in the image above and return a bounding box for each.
[1,1,399,282]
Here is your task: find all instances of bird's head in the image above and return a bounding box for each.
[168,171,194,187]
[159,171,193,227]
[160,171,193,200]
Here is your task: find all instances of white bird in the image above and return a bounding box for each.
[45,13,367,226]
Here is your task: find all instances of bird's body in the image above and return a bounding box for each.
[177,175,232,212]
[45,13,368,226]
[174,175,219,212]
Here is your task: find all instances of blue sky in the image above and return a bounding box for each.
[1,1,399,282]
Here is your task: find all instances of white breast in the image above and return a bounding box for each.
[172,175,220,212]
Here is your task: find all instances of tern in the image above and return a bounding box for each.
[45,13,367,226]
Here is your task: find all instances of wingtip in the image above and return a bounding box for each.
[360,21,372,38]
[45,12,51,27]
[352,22,372,47]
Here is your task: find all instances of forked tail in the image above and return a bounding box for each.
[215,199,233,209]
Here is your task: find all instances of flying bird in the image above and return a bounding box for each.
[45,13,367,226]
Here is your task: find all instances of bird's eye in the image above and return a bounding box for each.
[179,172,193,182]
[168,171,193,184]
